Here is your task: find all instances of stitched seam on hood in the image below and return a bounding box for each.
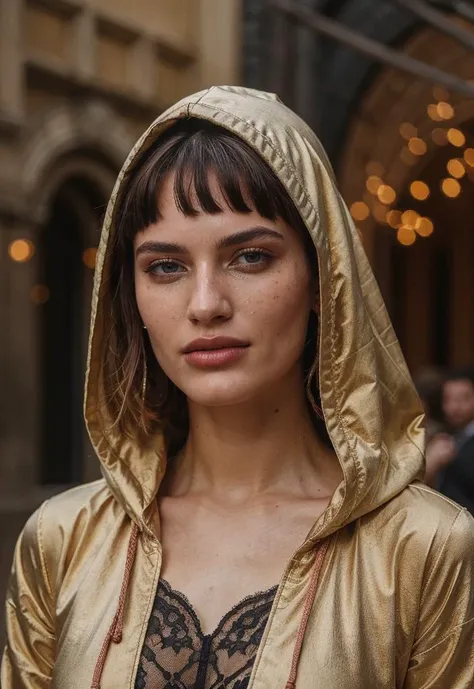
[188,101,321,214]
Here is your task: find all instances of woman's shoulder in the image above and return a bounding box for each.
[366,481,474,566]
[7,480,118,608]
[19,480,116,574]
[399,480,474,528]
[38,478,113,531]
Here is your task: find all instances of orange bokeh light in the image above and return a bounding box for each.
[415,217,434,238]
[447,159,465,179]
[408,138,427,156]
[401,210,419,227]
[436,102,454,120]
[410,181,430,201]
[8,239,35,263]
[83,247,98,269]
[377,185,396,205]
[350,201,370,221]
[386,210,402,228]
[30,284,50,304]
[464,148,474,166]
[366,176,383,194]
[441,178,461,197]
[397,226,416,246]
[447,128,466,147]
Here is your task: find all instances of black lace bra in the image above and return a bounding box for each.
[135,578,278,689]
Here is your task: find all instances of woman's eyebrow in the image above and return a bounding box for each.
[217,227,284,248]
[135,227,284,257]
[136,240,185,256]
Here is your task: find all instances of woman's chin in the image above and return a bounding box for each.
[182,375,264,409]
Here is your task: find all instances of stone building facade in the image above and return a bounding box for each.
[0,0,240,642]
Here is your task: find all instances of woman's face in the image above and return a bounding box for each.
[134,172,315,408]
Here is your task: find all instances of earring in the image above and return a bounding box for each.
[143,325,147,330]
[141,357,147,401]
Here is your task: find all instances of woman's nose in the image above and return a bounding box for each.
[186,271,233,324]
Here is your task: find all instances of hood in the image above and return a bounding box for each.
[84,85,424,541]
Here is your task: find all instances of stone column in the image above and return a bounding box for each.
[0,0,23,123]
[198,0,242,87]
[73,7,96,82]
[130,36,155,102]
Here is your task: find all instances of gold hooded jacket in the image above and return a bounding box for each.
[2,86,474,688]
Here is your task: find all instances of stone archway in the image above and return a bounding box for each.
[338,20,474,372]
[339,21,474,255]
[1,97,135,513]
[20,99,134,225]
[5,99,131,486]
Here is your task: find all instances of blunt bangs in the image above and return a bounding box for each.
[116,119,307,240]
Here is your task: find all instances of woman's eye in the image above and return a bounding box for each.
[147,260,185,277]
[234,250,272,267]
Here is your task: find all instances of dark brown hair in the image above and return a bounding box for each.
[104,118,324,454]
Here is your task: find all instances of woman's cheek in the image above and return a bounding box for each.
[259,272,310,323]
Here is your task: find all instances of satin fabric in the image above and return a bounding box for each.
[2,86,474,688]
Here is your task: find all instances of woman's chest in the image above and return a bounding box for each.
[157,495,329,634]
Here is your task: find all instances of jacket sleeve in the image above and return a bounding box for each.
[1,502,55,688]
[404,508,474,688]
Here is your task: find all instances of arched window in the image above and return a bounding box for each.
[39,177,105,485]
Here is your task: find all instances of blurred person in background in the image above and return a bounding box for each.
[426,367,474,514]
[413,366,446,444]
[2,87,474,688]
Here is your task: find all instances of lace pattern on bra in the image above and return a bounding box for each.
[135,578,278,689]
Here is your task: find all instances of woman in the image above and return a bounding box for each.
[2,86,474,688]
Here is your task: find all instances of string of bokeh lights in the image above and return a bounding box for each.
[349,85,474,246]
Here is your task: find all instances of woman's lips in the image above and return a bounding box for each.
[183,346,249,368]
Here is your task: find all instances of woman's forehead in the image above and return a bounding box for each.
[134,198,291,251]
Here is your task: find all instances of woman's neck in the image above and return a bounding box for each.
[163,374,342,503]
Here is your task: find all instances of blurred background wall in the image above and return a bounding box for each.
[2,0,474,648]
